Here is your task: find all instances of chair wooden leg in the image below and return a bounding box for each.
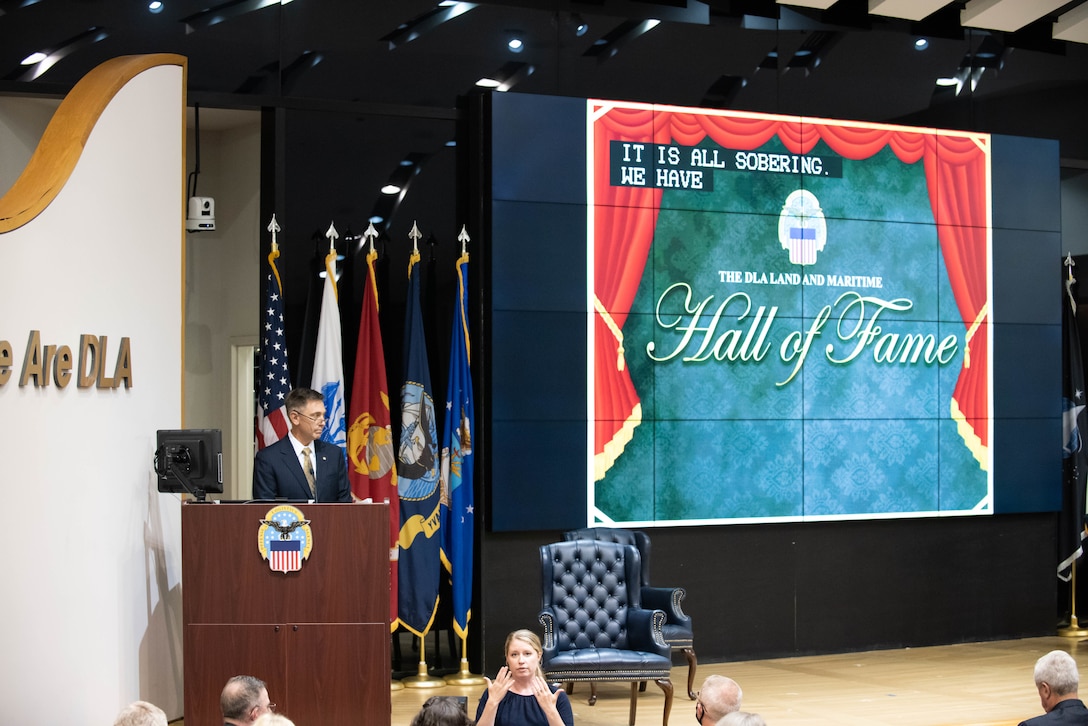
[684,646,698,700]
[628,682,638,726]
[655,678,674,726]
[565,682,574,696]
[638,680,647,692]
[589,683,598,706]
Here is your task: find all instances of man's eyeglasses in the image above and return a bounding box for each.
[292,410,326,424]
[695,693,705,725]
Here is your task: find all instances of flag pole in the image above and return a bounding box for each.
[401,635,446,688]
[1060,532,1088,637]
[1060,254,1088,638]
[444,633,485,685]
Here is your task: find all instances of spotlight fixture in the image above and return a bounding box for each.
[381,2,477,49]
[148,1,164,14]
[583,19,660,63]
[475,61,534,92]
[914,37,929,50]
[7,27,109,81]
[571,13,589,37]
[368,152,432,233]
[785,31,840,75]
[507,33,525,52]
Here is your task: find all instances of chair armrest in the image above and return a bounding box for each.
[538,609,559,660]
[626,607,670,657]
[642,585,692,628]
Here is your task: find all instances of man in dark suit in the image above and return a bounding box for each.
[253,387,352,503]
[1019,650,1088,725]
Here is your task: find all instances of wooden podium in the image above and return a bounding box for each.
[182,502,391,726]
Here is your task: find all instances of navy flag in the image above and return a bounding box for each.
[440,235,475,641]
[396,229,442,637]
[1060,256,1088,582]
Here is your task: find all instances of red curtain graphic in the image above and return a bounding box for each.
[591,102,990,479]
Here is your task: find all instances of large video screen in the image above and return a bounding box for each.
[485,93,1060,532]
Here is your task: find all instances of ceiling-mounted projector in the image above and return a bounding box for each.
[186,196,216,232]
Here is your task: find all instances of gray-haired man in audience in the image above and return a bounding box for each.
[222,675,275,726]
[113,700,167,726]
[696,674,743,726]
[1019,650,1088,725]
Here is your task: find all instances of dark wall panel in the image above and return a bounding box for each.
[476,514,1056,672]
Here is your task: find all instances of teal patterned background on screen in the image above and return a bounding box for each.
[594,135,990,524]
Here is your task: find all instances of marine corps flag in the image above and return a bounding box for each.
[1060,255,1088,582]
[348,225,400,625]
[396,223,442,637]
[440,230,475,641]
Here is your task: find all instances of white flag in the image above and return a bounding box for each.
[311,243,347,457]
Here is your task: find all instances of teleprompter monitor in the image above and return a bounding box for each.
[155,429,223,500]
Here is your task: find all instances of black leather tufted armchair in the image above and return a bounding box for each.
[564,526,697,699]
[538,539,674,726]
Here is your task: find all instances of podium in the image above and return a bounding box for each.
[182,502,391,726]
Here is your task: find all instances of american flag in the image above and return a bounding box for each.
[257,248,293,449]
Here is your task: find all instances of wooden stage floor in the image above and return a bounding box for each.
[390,636,1088,726]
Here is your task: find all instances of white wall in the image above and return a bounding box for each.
[0,65,185,723]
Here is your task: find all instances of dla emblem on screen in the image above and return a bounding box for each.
[588,99,992,527]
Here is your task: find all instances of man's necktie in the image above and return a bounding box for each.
[302,447,316,497]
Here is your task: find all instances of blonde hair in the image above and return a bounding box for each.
[505,629,546,678]
[253,714,295,726]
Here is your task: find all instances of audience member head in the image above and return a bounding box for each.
[253,714,295,726]
[410,695,474,726]
[221,675,274,725]
[720,712,766,726]
[504,628,546,679]
[696,674,743,725]
[113,700,167,726]
[1033,650,1081,713]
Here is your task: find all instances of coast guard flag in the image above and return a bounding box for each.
[348,232,400,625]
[396,244,442,637]
[257,244,292,449]
[1060,259,1088,582]
[440,244,475,641]
[311,238,347,458]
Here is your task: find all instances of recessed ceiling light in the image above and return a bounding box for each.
[914,38,929,50]
[381,184,402,195]
[20,52,46,66]
[369,215,385,224]
[507,36,524,52]
[148,1,164,13]
[935,77,958,86]
[476,77,502,88]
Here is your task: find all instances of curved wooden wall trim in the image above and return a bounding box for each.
[0,53,187,233]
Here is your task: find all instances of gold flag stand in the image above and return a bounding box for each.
[402,636,446,688]
[444,634,486,686]
[1060,556,1088,637]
